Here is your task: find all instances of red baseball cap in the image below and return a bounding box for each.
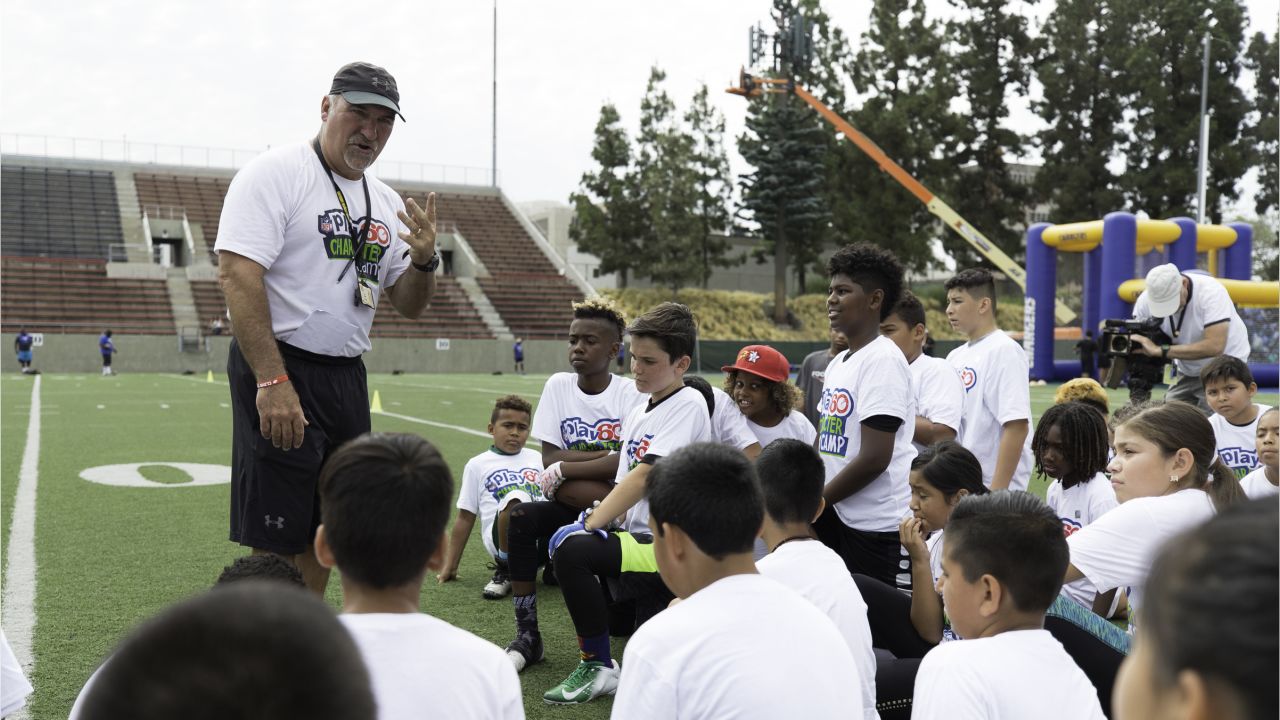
[721,345,790,383]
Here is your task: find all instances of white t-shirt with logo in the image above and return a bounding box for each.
[1239,466,1279,499]
[710,386,759,450]
[338,613,523,720]
[216,142,414,357]
[1132,271,1251,377]
[531,372,644,455]
[910,354,964,452]
[757,541,879,720]
[912,629,1106,720]
[612,573,862,720]
[1066,489,1216,631]
[946,330,1034,490]
[1046,473,1119,608]
[818,336,917,532]
[746,409,818,449]
[617,387,713,536]
[456,448,544,558]
[922,530,960,643]
[1208,404,1270,479]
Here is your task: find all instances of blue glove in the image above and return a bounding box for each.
[548,520,607,560]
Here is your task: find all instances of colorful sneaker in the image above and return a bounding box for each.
[542,660,621,705]
[482,563,511,599]
[504,631,544,673]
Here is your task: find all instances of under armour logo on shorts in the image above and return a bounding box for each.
[264,515,285,529]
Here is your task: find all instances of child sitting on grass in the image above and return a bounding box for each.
[438,395,543,599]
[1202,355,1270,478]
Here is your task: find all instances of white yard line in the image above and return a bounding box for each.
[3,374,41,693]
[374,409,539,449]
[374,378,540,396]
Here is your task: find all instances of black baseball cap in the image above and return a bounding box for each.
[329,62,405,121]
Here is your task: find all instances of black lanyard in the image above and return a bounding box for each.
[311,139,372,285]
[1166,276,1191,340]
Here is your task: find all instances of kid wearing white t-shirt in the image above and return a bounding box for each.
[879,291,963,452]
[943,268,1033,490]
[815,243,917,587]
[1202,355,1269,478]
[754,439,879,720]
[315,433,524,720]
[613,443,861,719]
[913,491,1106,720]
[439,396,543,600]
[721,344,816,449]
[1032,402,1121,615]
[1065,402,1245,635]
[1240,407,1279,499]
[684,375,762,458]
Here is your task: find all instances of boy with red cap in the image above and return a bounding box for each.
[722,345,815,449]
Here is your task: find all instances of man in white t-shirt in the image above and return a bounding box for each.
[944,268,1033,490]
[914,491,1106,720]
[754,439,879,720]
[1128,264,1251,411]
[216,62,440,594]
[315,433,524,720]
[541,303,713,705]
[816,243,917,588]
[613,442,862,719]
[879,290,963,453]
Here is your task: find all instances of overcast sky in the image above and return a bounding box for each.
[2,0,1276,216]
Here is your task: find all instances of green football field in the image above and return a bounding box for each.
[2,372,1274,719]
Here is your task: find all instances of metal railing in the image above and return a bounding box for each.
[1,132,498,186]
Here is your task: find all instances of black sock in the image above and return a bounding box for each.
[514,593,538,635]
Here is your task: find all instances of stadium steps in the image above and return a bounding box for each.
[455,276,512,340]
[112,171,152,263]
[165,267,203,339]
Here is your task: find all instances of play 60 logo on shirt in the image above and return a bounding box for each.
[484,467,543,503]
[318,210,393,280]
[559,416,624,452]
[959,366,978,393]
[818,388,854,457]
[623,434,654,472]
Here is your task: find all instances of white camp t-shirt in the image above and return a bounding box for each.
[215,141,414,357]
[923,530,960,643]
[612,573,862,720]
[531,372,644,454]
[817,336,917,532]
[1239,466,1279,499]
[1067,489,1215,631]
[946,330,1034,490]
[757,541,879,720]
[1,631,32,718]
[711,386,759,450]
[617,387,713,536]
[1132,271,1251,377]
[912,629,1105,720]
[338,613,523,720]
[746,409,818,449]
[910,354,964,452]
[1208,404,1270,479]
[1046,474,1119,608]
[456,448,544,558]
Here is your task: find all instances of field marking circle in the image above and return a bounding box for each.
[79,462,231,488]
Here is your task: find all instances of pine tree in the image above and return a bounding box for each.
[684,83,739,288]
[633,67,704,293]
[832,0,962,272]
[1119,0,1250,222]
[1245,30,1278,216]
[945,0,1036,264]
[569,103,642,288]
[1033,0,1128,222]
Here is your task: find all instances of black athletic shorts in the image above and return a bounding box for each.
[813,505,910,590]
[228,339,369,555]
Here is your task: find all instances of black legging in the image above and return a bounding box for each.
[854,574,937,720]
[507,500,578,583]
[553,533,673,638]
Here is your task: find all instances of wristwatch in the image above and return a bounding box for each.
[1160,344,1170,359]
[411,252,440,273]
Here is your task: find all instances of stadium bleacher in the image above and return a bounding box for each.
[133,172,231,261]
[0,165,125,259]
[0,256,174,334]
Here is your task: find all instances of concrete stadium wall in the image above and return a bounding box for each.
[13,335,573,375]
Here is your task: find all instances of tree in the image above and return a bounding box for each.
[1033,0,1128,222]
[833,0,963,273]
[684,83,739,288]
[944,0,1036,264]
[633,67,704,293]
[1119,0,1251,222]
[1245,30,1278,216]
[569,104,643,287]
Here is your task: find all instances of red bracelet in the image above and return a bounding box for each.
[256,374,290,389]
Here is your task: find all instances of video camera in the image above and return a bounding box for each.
[1099,318,1172,402]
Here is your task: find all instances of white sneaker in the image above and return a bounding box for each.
[482,564,511,599]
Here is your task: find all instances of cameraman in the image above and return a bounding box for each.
[1129,264,1250,410]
